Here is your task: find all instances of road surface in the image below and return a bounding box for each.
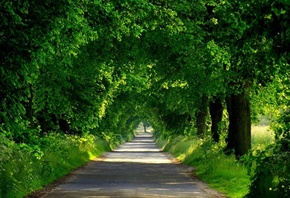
[42,132,225,198]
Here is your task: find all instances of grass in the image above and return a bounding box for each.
[0,133,117,198]
[155,125,275,198]
[251,125,275,150]
[0,125,274,198]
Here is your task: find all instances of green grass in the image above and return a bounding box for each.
[251,125,275,150]
[1,126,274,198]
[155,125,275,198]
[0,133,113,198]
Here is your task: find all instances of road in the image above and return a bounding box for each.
[42,132,225,198]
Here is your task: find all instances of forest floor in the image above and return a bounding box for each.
[29,131,226,198]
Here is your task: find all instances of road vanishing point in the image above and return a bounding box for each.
[41,129,226,198]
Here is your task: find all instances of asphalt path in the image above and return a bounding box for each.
[42,132,225,198]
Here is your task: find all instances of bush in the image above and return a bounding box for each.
[246,144,290,198]
[246,111,290,198]
[0,133,111,198]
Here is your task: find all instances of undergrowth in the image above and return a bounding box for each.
[245,112,290,198]
[155,125,275,198]
[0,131,131,198]
[251,125,274,150]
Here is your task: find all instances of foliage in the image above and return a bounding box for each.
[0,0,168,141]
[1,0,290,197]
[0,131,130,198]
[251,125,274,150]
[155,133,250,198]
[246,110,290,198]
[1,0,288,155]
[245,143,290,198]
[245,59,290,197]
[155,124,276,198]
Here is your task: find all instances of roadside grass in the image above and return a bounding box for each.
[155,125,275,198]
[0,132,132,198]
[251,125,275,150]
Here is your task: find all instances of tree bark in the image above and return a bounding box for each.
[209,98,223,142]
[196,96,208,138]
[226,89,251,157]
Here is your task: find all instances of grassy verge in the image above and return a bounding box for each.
[155,125,274,198]
[0,132,131,198]
[251,125,274,150]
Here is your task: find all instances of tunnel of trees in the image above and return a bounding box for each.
[1,0,290,197]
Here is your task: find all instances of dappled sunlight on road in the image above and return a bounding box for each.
[43,131,222,198]
[102,153,172,164]
[112,143,160,152]
[104,133,171,164]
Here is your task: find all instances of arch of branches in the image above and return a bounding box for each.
[1,0,290,157]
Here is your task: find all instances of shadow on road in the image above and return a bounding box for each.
[42,133,225,198]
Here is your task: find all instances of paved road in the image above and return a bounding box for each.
[43,133,225,198]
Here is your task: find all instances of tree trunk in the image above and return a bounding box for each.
[196,96,208,138]
[209,98,223,142]
[226,89,251,157]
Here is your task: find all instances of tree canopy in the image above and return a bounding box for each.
[2,1,290,197]
[1,0,290,158]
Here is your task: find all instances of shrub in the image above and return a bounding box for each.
[0,133,111,198]
[246,111,290,198]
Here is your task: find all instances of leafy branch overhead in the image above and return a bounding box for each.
[1,1,290,197]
